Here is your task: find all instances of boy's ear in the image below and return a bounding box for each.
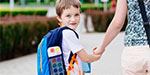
[56,15,62,22]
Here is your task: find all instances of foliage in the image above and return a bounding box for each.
[0,17,59,61]
[0,9,47,17]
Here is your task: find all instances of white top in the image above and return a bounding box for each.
[62,29,84,75]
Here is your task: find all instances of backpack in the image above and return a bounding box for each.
[37,26,81,75]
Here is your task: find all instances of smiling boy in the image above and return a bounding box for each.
[55,0,101,75]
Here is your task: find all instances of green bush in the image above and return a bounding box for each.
[35,10,47,16]
[31,21,48,47]
[11,10,34,16]
[0,9,48,17]
[0,18,59,61]
[2,25,14,59]
[20,22,32,55]
[0,10,10,16]
[12,23,24,55]
[81,3,111,12]
[0,24,3,61]
[47,18,59,30]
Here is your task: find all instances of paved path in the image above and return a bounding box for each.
[0,32,125,75]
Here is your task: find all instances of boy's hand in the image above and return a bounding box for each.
[96,53,101,60]
[93,46,105,55]
[93,47,97,54]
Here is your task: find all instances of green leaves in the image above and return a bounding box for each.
[0,18,58,61]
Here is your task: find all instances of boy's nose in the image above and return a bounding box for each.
[71,17,75,21]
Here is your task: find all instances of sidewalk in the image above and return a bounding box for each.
[0,32,125,75]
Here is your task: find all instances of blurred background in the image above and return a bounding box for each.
[0,0,126,75]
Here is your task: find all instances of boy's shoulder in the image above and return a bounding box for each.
[62,29,79,39]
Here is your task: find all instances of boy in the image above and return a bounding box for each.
[55,0,101,75]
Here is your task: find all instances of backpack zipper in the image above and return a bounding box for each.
[39,40,43,72]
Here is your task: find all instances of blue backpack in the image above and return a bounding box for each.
[37,27,77,75]
[37,26,91,75]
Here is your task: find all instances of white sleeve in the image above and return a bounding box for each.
[62,30,84,53]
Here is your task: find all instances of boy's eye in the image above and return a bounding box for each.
[75,14,79,16]
[66,15,71,17]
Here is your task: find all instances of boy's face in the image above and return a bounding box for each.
[58,6,80,30]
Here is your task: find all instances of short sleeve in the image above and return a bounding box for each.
[62,30,84,53]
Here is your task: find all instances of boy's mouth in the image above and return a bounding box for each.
[70,23,76,25]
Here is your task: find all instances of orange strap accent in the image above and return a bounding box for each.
[58,23,62,27]
[74,59,81,75]
[39,40,43,72]
[67,54,81,75]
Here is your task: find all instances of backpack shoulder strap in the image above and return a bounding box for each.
[137,0,150,46]
[60,26,79,39]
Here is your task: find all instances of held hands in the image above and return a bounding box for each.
[91,47,105,61]
[93,46,105,55]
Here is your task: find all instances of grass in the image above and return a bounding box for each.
[81,3,111,11]
[82,3,111,8]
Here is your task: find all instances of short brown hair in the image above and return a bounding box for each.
[56,0,81,17]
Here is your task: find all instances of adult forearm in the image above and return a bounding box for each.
[101,21,123,50]
[96,0,127,53]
